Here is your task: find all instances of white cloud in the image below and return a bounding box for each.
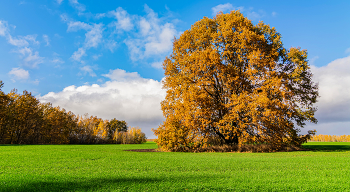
[212,3,235,15]
[67,21,91,32]
[8,68,29,80]
[38,70,166,138]
[43,34,50,46]
[310,56,350,125]
[84,23,103,48]
[69,0,85,12]
[102,69,142,81]
[71,47,86,62]
[272,12,277,17]
[109,7,134,31]
[56,0,63,5]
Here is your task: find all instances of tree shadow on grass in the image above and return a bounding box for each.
[302,144,350,152]
[0,175,235,192]
[1,177,161,192]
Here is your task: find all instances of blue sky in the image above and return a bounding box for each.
[0,0,349,137]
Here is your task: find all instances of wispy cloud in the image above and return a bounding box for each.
[80,65,96,77]
[67,21,92,31]
[84,24,103,48]
[60,14,69,22]
[43,34,50,46]
[245,8,265,20]
[211,3,264,20]
[345,47,350,55]
[17,47,44,68]
[212,3,236,15]
[71,47,86,62]
[69,0,85,13]
[7,35,39,47]
[52,58,64,64]
[60,5,178,68]
[56,0,63,5]
[95,13,106,19]
[122,5,179,65]
[105,39,117,52]
[0,20,8,36]
[92,54,102,60]
[109,7,134,32]
[64,16,104,62]
[8,35,29,47]
[0,20,44,68]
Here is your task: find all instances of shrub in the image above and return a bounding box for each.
[114,127,147,144]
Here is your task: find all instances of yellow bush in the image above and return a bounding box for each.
[114,127,147,144]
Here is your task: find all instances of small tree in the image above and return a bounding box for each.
[114,127,147,144]
[154,11,318,151]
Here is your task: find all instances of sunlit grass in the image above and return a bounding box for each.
[0,142,350,191]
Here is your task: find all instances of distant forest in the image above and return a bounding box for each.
[0,81,146,144]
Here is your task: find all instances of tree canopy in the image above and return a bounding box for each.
[154,11,318,151]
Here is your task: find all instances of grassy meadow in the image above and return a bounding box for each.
[1,142,350,191]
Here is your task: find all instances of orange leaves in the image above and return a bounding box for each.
[154,10,318,151]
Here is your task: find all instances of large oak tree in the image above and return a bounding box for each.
[154,11,318,151]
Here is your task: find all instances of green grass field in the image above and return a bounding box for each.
[1,142,350,191]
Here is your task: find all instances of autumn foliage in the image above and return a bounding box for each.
[0,81,146,144]
[154,11,318,152]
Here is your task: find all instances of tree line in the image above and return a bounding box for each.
[0,81,146,144]
[309,135,350,142]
